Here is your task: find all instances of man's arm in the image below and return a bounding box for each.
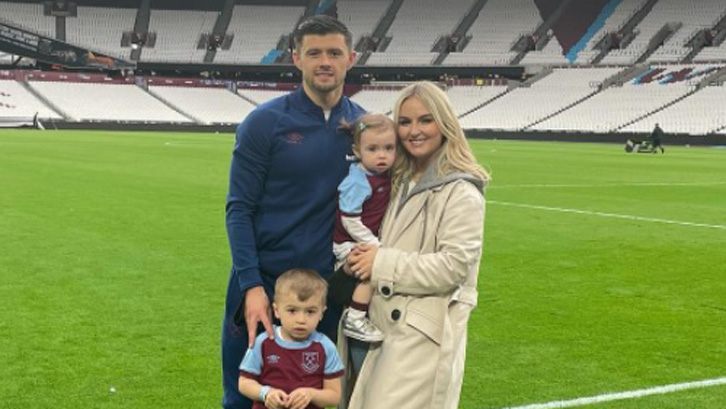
[226,109,277,343]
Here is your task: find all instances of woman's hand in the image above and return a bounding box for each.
[348,244,378,281]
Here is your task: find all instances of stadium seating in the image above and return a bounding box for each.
[0,52,13,65]
[349,87,402,113]
[444,0,541,66]
[445,84,509,116]
[1,1,725,136]
[337,0,392,50]
[366,52,440,65]
[518,35,568,66]
[646,0,725,63]
[619,83,726,135]
[237,89,290,105]
[141,9,218,63]
[573,0,649,64]
[530,65,713,132]
[27,81,192,122]
[601,0,726,64]
[366,0,472,66]
[0,79,64,120]
[695,41,726,62]
[148,86,255,124]
[213,5,304,65]
[66,6,136,60]
[460,67,622,130]
[0,1,55,38]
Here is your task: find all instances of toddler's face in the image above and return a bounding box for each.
[355,128,396,174]
[273,291,325,342]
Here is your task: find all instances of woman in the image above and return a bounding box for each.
[347,81,489,409]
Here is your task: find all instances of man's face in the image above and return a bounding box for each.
[293,33,355,96]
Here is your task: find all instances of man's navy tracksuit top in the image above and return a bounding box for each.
[226,87,366,294]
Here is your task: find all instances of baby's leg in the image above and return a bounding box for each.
[351,280,373,307]
[344,281,383,342]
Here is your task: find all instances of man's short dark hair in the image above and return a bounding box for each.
[292,15,353,51]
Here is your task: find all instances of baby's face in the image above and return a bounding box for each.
[355,128,396,174]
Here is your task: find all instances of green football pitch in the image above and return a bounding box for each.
[1,130,725,409]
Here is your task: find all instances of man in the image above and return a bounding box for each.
[647,123,665,153]
[221,15,364,409]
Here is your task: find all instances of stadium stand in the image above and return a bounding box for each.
[237,89,290,105]
[518,33,568,65]
[147,86,256,124]
[0,79,63,121]
[646,0,726,63]
[0,1,55,38]
[27,81,192,122]
[601,0,726,64]
[213,5,304,64]
[141,9,218,63]
[337,0,392,51]
[530,65,717,133]
[693,9,726,62]
[619,83,726,135]
[349,87,402,113]
[366,0,471,66]
[460,67,622,130]
[695,40,726,62]
[0,52,12,65]
[1,0,725,138]
[573,0,650,64]
[444,0,541,66]
[445,84,509,116]
[66,6,137,60]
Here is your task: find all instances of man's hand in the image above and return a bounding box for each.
[244,286,274,348]
[287,387,314,409]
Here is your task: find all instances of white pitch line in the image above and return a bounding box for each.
[496,377,726,409]
[491,181,726,189]
[489,201,726,230]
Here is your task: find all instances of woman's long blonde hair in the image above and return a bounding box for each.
[391,81,490,190]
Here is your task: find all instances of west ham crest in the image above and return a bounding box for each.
[301,352,320,373]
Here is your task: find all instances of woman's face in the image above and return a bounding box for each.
[397,96,444,170]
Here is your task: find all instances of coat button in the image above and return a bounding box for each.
[381,286,391,296]
[391,309,401,321]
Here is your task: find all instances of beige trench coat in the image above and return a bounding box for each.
[347,169,486,409]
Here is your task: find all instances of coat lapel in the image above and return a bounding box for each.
[384,189,428,246]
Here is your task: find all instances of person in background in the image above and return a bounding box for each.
[647,123,665,153]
